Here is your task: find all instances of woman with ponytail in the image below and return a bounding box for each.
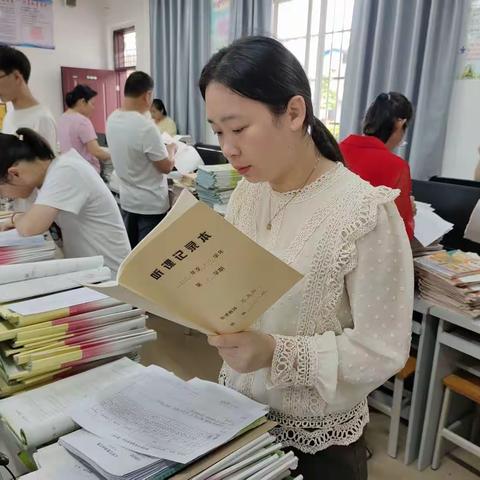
[0,128,130,272]
[58,84,110,173]
[200,36,413,478]
[340,92,415,240]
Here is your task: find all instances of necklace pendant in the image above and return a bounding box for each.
[266,222,272,231]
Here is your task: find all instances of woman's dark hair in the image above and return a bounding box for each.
[152,98,167,116]
[0,128,55,182]
[199,36,343,164]
[65,84,97,109]
[363,92,414,143]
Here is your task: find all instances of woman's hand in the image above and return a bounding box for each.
[0,218,14,231]
[208,331,276,374]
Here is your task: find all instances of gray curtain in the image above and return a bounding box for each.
[340,0,468,180]
[229,0,273,41]
[150,0,210,143]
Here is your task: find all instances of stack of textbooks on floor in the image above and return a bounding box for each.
[414,250,480,317]
[0,229,56,265]
[15,362,302,480]
[0,257,156,397]
[196,164,241,211]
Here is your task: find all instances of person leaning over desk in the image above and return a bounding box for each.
[201,36,414,480]
[0,128,130,273]
[340,92,415,240]
[58,84,111,174]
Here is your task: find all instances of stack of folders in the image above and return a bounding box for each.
[0,229,56,265]
[20,365,302,480]
[0,258,156,397]
[196,164,241,211]
[415,249,480,317]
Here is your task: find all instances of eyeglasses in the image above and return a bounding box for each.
[0,72,11,80]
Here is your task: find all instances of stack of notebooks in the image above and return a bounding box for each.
[0,229,56,265]
[415,250,480,317]
[0,257,156,396]
[195,165,241,211]
[13,361,302,480]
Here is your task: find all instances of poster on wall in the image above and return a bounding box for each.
[460,0,480,79]
[211,0,230,53]
[0,0,54,50]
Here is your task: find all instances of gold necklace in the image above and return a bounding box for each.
[267,161,318,231]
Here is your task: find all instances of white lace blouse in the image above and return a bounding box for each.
[221,163,414,453]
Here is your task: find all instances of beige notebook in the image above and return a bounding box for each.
[89,190,302,335]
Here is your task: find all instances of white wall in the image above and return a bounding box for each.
[104,0,151,74]
[16,0,108,121]
[441,79,480,180]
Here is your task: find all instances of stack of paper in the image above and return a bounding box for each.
[0,261,157,397]
[415,250,480,317]
[0,358,144,449]
[413,201,453,257]
[0,230,56,265]
[52,366,299,480]
[196,164,241,208]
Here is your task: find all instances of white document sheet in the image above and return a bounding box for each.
[0,256,104,285]
[69,365,268,464]
[0,357,144,448]
[60,429,173,478]
[414,208,454,247]
[465,199,480,243]
[0,267,111,303]
[25,443,99,480]
[8,287,109,315]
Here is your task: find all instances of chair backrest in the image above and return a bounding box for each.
[412,179,480,253]
[194,143,227,165]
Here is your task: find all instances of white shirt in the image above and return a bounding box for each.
[35,149,131,273]
[2,104,57,150]
[221,164,414,453]
[106,110,169,215]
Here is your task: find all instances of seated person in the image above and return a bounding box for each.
[151,98,177,136]
[58,84,111,174]
[0,128,130,273]
[340,92,415,240]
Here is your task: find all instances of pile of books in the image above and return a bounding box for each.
[13,361,302,480]
[0,257,156,397]
[196,164,241,212]
[0,229,56,265]
[414,250,480,317]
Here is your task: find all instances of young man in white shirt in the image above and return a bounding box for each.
[0,45,57,210]
[106,71,175,248]
[0,45,57,149]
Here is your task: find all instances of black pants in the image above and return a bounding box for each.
[291,435,368,479]
[121,210,166,248]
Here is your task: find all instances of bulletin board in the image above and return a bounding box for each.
[0,0,54,50]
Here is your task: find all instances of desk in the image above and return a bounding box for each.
[417,304,480,470]
[403,298,438,465]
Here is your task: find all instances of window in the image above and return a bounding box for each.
[113,27,137,70]
[273,0,355,138]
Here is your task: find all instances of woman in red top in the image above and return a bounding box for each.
[340,92,415,240]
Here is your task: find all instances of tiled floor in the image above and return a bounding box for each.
[141,317,480,479]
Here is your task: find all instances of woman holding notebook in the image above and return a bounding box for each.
[201,36,413,479]
[0,128,130,272]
